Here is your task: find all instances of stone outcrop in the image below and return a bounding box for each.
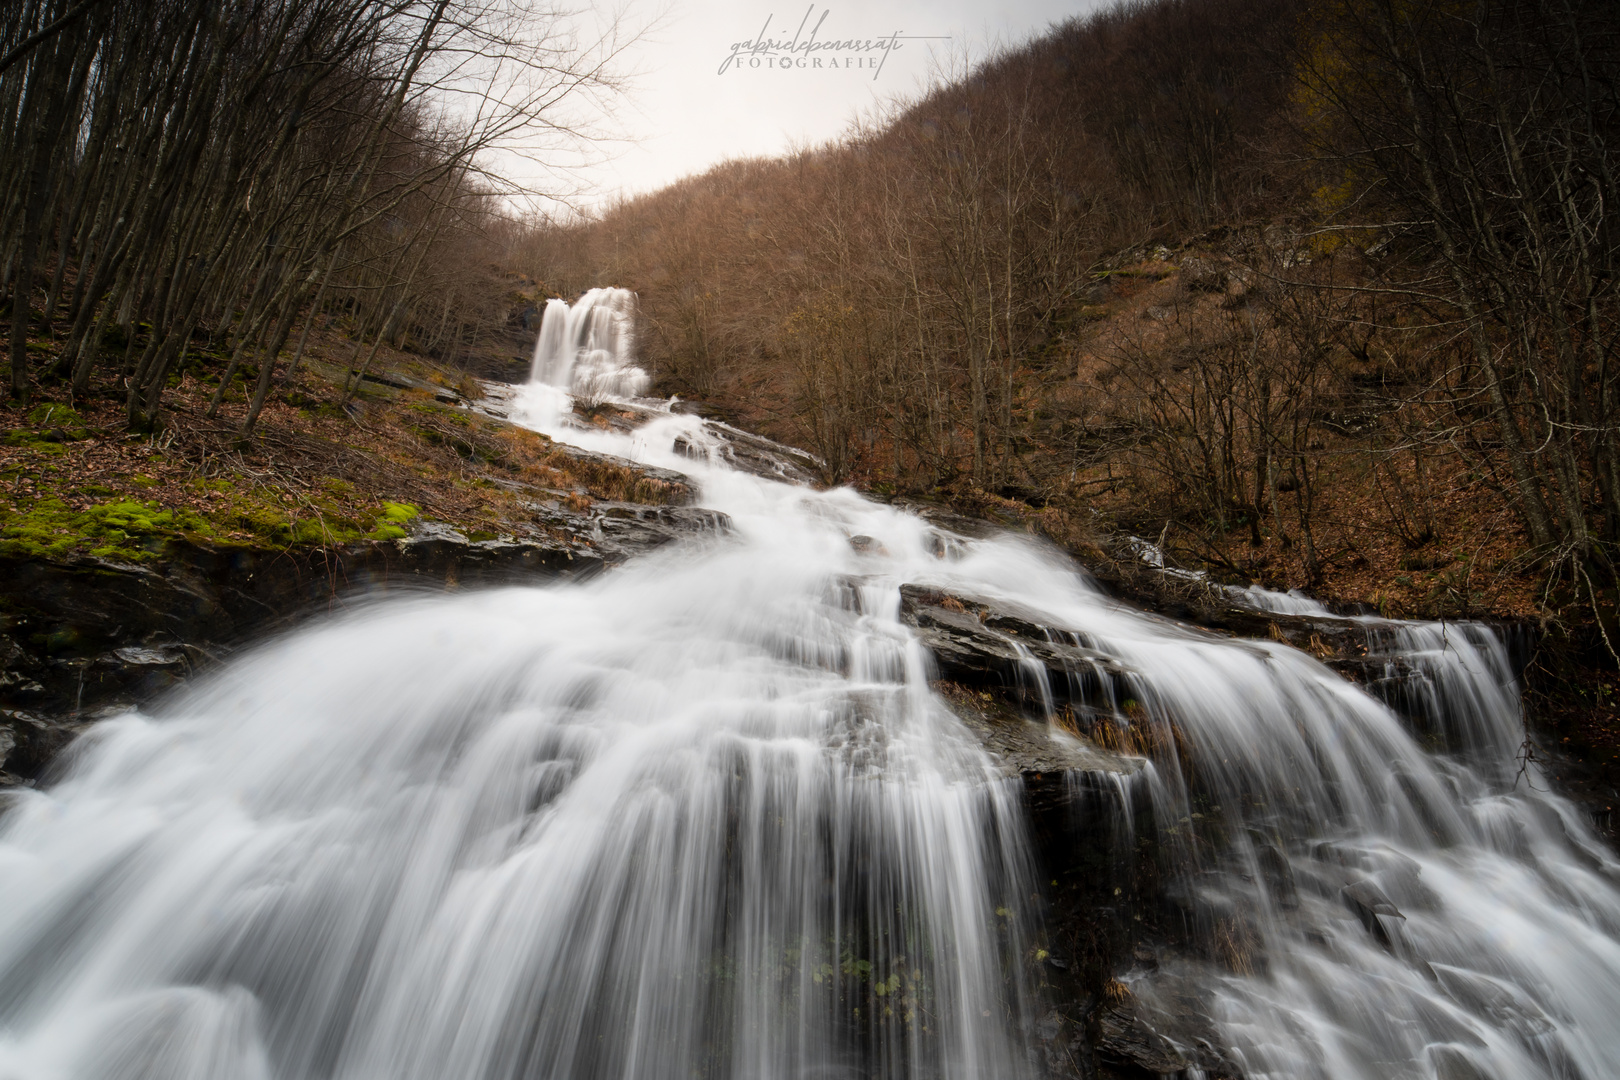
[899,584,1135,714]
[0,453,732,782]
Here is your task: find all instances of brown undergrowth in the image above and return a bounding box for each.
[675,240,1620,813]
[1,312,680,563]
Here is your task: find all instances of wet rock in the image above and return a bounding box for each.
[502,496,731,563]
[712,424,821,483]
[1096,1003,1192,1075]
[594,503,732,559]
[0,708,83,784]
[889,498,1011,539]
[0,532,608,725]
[937,684,1138,787]
[1034,1003,1096,1079]
[1342,877,1405,941]
[398,519,602,572]
[1094,967,1245,1079]
[898,584,1134,711]
[1342,877,1403,917]
[672,422,821,483]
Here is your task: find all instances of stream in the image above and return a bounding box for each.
[0,289,1616,1080]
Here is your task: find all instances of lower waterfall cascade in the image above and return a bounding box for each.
[1,294,1619,1080]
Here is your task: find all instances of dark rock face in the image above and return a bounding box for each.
[595,504,732,555]
[0,537,585,729]
[900,581,1256,1079]
[0,708,85,786]
[0,503,732,781]
[699,422,821,484]
[899,584,1134,714]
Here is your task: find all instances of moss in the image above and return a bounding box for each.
[27,403,82,429]
[407,401,471,426]
[365,501,418,541]
[0,499,81,558]
[213,484,368,547]
[5,403,91,452]
[227,500,293,542]
[4,436,68,455]
[0,497,215,562]
[291,517,364,545]
[380,501,419,523]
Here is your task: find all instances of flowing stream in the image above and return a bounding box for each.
[1,292,1619,1079]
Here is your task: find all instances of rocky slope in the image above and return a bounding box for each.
[0,417,732,785]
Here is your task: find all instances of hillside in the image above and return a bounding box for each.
[5,4,1620,1073]
[4,0,1618,794]
[514,0,1620,788]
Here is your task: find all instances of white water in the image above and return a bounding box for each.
[529,288,649,401]
[1,298,1618,1080]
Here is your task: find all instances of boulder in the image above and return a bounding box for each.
[898,584,1134,712]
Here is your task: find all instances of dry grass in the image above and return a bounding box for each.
[2,316,685,557]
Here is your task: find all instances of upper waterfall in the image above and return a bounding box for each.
[529,288,650,400]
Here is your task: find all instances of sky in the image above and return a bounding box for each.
[532,0,1102,213]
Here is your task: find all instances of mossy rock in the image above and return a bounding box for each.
[26,403,81,428]
[365,501,419,540]
[5,403,91,450]
[0,497,214,562]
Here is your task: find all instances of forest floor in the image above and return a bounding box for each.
[0,310,686,571]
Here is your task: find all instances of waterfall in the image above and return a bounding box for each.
[529,288,650,400]
[1,313,1618,1080]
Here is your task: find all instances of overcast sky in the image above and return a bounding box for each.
[530,0,1101,213]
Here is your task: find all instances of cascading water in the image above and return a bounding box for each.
[529,288,649,401]
[0,304,1618,1080]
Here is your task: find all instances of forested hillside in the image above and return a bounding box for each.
[6,0,1620,761]
[1,0,613,429]
[519,0,1620,643]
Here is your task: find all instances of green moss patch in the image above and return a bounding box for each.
[0,480,428,561]
[5,403,92,453]
[365,500,419,540]
[0,498,215,562]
